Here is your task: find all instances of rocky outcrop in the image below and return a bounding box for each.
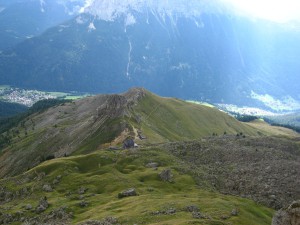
[231,208,239,216]
[123,139,135,149]
[36,196,49,213]
[272,201,300,225]
[185,205,200,212]
[79,217,119,225]
[0,186,32,204]
[24,207,72,225]
[159,169,173,182]
[118,188,137,198]
[78,187,88,195]
[79,200,88,208]
[42,184,53,192]
[151,208,177,216]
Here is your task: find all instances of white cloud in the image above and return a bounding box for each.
[54,0,86,15]
[221,0,300,23]
[251,91,300,111]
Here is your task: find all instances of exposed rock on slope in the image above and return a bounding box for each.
[272,201,300,225]
[165,136,300,209]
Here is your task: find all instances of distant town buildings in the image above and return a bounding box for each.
[0,87,55,107]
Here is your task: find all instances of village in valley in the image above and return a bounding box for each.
[0,86,87,107]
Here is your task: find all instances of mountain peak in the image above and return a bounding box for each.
[80,0,216,21]
[123,87,148,103]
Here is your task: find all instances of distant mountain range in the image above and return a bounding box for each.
[0,0,299,111]
[0,0,85,50]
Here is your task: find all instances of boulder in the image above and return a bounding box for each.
[25,204,32,210]
[52,179,60,185]
[159,169,173,182]
[164,208,176,215]
[123,139,135,149]
[150,208,177,216]
[231,208,239,216]
[46,207,73,221]
[192,211,206,219]
[146,162,159,168]
[78,187,88,194]
[185,205,200,212]
[36,196,49,213]
[42,184,53,192]
[79,200,88,208]
[118,188,137,198]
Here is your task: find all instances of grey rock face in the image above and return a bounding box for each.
[272,201,300,225]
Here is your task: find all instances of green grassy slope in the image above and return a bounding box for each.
[130,91,259,143]
[0,147,274,225]
[246,119,300,138]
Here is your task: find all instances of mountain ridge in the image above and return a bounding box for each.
[0,87,262,178]
[0,88,299,224]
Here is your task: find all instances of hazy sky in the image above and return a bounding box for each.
[80,0,300,24]
[220,0,300,23]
